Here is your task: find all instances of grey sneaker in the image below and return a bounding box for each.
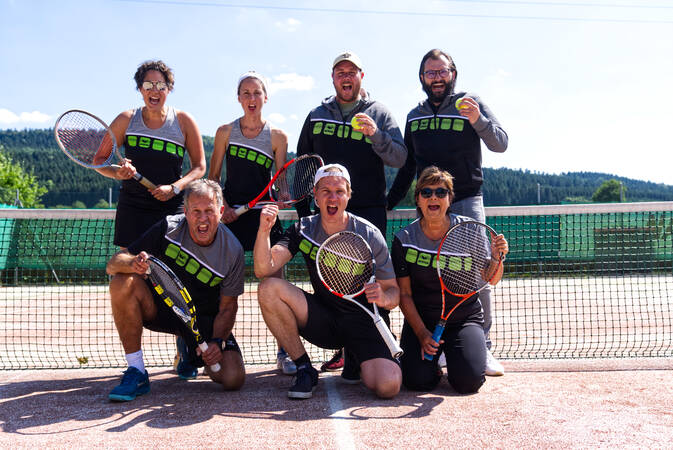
[276,349,297,375]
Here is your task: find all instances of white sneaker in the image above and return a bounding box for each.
[276,351,297,375]
[485,350,504,376]
[438,352,447,368]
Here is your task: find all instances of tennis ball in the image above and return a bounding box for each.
[351,116,363,130]
[77,356,89,365]
[455,98,468,110]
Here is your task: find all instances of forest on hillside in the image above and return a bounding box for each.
[2,128,673,208]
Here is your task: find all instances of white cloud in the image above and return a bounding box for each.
[268,73,315,95]
[275,17,301,32]
[267,112,286,124]
[289,114,298,121]
[0,108,52,126]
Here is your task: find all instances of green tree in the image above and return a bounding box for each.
[0,145,49,207]
[71,200,87,209]
[592,179,624,202]
[93,198,114,209]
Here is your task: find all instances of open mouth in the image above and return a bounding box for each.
[148,95,161,106]
[326,205,338,216]
[431,82,446,93]
[197,224,209,235]
[341,82,353,95]
[427,205,441,211]
[247,104,256,112]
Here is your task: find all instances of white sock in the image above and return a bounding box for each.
[125,350,145,373]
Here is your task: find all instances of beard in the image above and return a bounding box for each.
[422,79,454,104]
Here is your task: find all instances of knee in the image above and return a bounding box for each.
[109,273,141,301]
[257,278,283,306]
[447,372,484,394]
[374,370,402,399]
[212,353,246,390]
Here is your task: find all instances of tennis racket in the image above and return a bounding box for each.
[234,154,323,216]
[53,109,157,190]
[316,231,403,359]
[145,255,221,372]
[424,220,505,361]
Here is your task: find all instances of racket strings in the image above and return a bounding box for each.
[271,156,322,202]
[148,262,190,313]
[318,234,374,296]
[55,112,114,166]
[438,223,493,295]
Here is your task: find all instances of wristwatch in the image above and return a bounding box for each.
[171,184,180,195]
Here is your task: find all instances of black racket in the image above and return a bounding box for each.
[146,255,220,372]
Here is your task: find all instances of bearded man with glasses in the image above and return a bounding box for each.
[387,49,508,377]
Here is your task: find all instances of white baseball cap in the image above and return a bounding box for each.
[332,51,363,70]
[314,163,351,187]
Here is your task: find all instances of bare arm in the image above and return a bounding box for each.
[208,123,238,223]
[95,110,136,181]
[175,110,206,190]
[364,277,399,311]
[270,126,288,171]
[397,276,440,357]
[106,249,149,276]
[253,204,293,278]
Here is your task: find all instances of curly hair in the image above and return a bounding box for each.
[133,60,175,92]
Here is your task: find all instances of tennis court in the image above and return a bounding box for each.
[1,204,672,447]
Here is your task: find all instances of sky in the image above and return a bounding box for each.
[1,0,672,185]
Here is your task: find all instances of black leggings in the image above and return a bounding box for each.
[399,321,486,394]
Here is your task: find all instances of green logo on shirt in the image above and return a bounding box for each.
[164,243,223,287]
[410,118,464,133]
[229,145,273,169]
[126,135,184,157]
[312,121,372,144]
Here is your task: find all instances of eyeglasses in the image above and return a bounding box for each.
[334,71,360,80]
[423,69,451,80]
[419,187,449,199]
[141,80,168,91]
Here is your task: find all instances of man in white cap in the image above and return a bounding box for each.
[254,164,402,400]
[296,50,407,377]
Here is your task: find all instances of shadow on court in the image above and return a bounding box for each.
[0,367,445,435]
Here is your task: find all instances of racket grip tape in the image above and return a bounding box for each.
[133,173,157,190]
[423,323,446,361]
[234,204,250,216]
[198,341,221,372]
[374,317,404,359]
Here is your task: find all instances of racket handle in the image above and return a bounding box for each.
[423,323,446,361]
[234,204,249,216]
[133,173,157,190]
[198,341,221,372]
[374,316,403,359]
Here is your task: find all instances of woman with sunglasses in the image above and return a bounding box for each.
[391,166,508,393]
[105,60,206,248]
[207,71,293,375]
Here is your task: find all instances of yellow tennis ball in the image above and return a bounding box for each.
[455,98,468,110]
[351,116,363,130]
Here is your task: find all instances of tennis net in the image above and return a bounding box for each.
[0,202,671,369]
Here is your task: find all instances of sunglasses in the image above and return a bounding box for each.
[141,80,168,91]
[419,187,449,199]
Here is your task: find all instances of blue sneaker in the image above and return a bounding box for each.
[175,336,198,380]
[108,367,150,402]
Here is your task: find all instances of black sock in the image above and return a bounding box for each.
[293,353,311,370]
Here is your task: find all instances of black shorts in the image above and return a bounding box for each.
[142,280,241,367]
[225,208,284,251]
[114,201,183,248]
[298,291,398,364]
